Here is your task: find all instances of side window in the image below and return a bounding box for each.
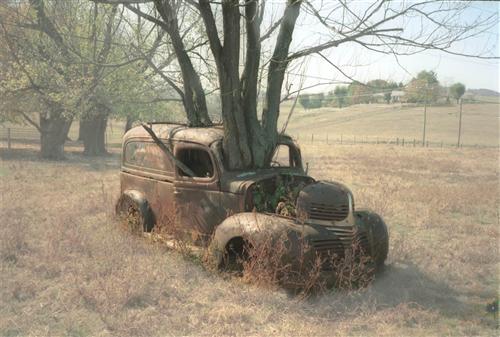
[177,148,214,178]
[124,141,173,173]
[271,144,292,167]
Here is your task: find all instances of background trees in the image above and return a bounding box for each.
[450,83,466,104]
[333,86,348,108]
[1,0,496,164]
[405,71,441,104]
[0,0,173,158]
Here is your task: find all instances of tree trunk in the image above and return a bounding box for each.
[124,115,134,133]
[77,122,84,141]
[81,106,109,156]
[39,113,72,160]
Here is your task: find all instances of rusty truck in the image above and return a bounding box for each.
[116,123,388,276]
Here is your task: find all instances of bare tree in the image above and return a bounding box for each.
[96,0,497,169]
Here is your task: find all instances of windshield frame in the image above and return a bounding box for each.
[211,136,304,174]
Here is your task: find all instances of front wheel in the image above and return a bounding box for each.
[354,209,389,271]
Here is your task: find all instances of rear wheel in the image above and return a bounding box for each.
[116,194,154,234]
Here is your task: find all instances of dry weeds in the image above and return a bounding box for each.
[0,144,498,336]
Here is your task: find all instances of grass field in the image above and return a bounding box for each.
[2,102,498,150]
[1,141,498,336]
[280,102,499,147]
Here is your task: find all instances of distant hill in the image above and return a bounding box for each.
[466,88,500,97]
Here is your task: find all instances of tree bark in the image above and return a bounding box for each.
[81,104,109,156]
[218,0,252,169]
[198,0,302,169]
[39,112,72,160]
[240,0,268,168]
[124,115,134,133]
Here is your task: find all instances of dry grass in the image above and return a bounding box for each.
[0,143,498,336]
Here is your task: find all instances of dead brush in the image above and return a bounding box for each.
[0,216,29,264]
[330,238,375,291]
[153,212,194,257]
[116,204,144,235]
[236,230,376,297]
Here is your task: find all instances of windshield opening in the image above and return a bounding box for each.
[216,141,302,172]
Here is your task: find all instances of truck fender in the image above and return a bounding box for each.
[116,189,155,232]
[353,209,389,268]
[209,212,295,268]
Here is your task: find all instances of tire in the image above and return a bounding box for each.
[354,210,389,271]
[116,193,154,233]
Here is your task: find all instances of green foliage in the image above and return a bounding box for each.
[298,94,310,109]
[0,1,176,129]
[333,86,348,108]
[299,93,324,110]
[450,82,466,103]
[251,176,305,215]
[348,83,371,104]
[405,70,441,103]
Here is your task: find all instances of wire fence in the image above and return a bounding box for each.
[292,133,497,149]
[1,125,496,151]
[0,126,123,150]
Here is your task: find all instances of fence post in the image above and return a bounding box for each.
[326,133,329,144]
[396,137,399,146]
[413,138,416,147]
[311,134,314,144]
[7,128,11,150]
[402,138,405,147]
[441,140,443,148]
[457,99,463,148]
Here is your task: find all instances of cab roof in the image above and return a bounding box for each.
[123,122,295,147]
[124,123,225,146]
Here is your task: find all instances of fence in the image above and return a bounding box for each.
[1,126,495,151]
[0,126,123,151]
[291,133,496,149]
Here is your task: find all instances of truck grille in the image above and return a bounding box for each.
[309,202,349,222]
[311,238,344,271]
[355,232,371,255]
[310,227,371,271]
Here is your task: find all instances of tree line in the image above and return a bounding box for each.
[298,71,467,110]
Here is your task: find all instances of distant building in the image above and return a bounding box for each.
[391,90,405,103]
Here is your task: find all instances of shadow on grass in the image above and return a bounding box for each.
[316,262,494,326]
[0,146,121,171]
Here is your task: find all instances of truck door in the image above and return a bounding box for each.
[173,142,224,241]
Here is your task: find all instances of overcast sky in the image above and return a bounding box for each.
[267,1,499,93]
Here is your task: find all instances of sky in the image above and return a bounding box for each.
[264,1,499,93]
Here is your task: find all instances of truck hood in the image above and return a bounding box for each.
[220,169,312,195]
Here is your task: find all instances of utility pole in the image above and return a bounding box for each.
[457,98,463,147]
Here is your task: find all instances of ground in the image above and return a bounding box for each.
[0,140,498,336]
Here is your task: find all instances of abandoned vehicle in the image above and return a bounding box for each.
[116,123,389,276]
